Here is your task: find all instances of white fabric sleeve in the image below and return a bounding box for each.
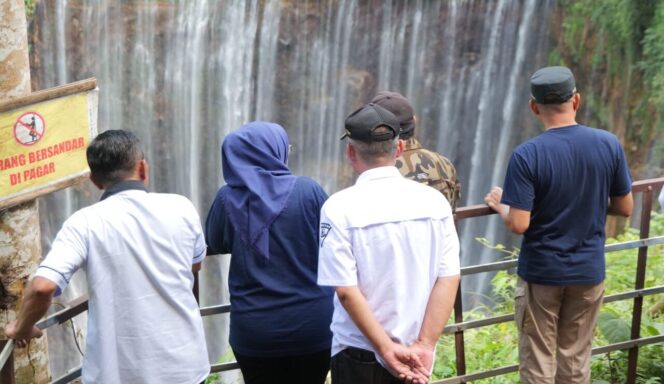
[34,211,89,297]
[317,201,357,287]
[185,199,207,265]
[437,216,461,277]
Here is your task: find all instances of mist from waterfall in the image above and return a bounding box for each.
[30,0,552,379]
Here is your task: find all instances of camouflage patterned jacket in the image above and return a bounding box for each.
[396,138,461,210]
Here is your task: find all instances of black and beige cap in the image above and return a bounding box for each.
[370,91,415,136]
[530,66,577,104]
[341,103,400,142]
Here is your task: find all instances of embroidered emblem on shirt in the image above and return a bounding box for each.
[320,223,331,248]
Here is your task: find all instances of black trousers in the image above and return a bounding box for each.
[234,349,330,384]
[331,347,403,384]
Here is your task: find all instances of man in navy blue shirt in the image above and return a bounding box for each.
[485,66,633,384]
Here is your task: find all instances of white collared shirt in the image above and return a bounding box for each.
[317,166,460,359]
[36,190,209,384]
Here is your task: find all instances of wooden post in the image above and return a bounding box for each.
[0,1,51,383]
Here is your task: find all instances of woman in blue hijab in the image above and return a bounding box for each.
[206,122,333,384]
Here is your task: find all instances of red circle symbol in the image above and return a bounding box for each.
[14,111,46,146]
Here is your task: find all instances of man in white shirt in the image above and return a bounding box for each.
[5,130,210,384]
[318,104,461,384]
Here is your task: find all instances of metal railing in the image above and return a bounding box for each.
[1,177,663,384]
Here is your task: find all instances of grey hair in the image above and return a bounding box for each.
[348,126,399,165]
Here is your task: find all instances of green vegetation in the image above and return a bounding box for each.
[552,0,664,175]
[24,0,37,17]
[432,211,664,383]
[205,348,241,384]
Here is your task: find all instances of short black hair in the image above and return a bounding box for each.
[86,130,144,185]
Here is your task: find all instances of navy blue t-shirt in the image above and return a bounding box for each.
[501,124,632,285]
[205,176,334,357]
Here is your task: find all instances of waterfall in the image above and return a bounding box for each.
[29,0,553,379]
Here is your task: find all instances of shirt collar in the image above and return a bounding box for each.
[100,180,148,201]
[356,166,402,185]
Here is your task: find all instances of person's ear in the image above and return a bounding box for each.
[572,93,581,112]
[529,99,540,116]
[346,142,356,162]
[396,139,405,158]
[89,173,104,190]
[138,159,149,186]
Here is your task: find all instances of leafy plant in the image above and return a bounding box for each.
[554,0,664,176]
[24,0,37,17]
[205,348,241,384]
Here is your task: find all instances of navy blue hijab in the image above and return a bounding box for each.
[222,121,296,259]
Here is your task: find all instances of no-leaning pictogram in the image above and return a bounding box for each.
[14,111,46,146]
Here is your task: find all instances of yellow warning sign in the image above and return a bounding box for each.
[0,80,98,210]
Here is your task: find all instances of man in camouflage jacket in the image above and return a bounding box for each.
[371,91,461,210]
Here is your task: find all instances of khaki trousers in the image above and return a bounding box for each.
[515,277,604,384]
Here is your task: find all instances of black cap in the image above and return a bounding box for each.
[341,103,400,142]
[370,91,415,136]
[530,66,577,104]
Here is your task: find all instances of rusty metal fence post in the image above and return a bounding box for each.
[626,186,653,384]
[0,340,15,384]
[453,284,466,376]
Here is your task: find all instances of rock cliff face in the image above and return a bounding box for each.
[549,0,664,180]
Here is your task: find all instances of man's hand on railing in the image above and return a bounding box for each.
[4,321,43,348]
[4,277,56,348]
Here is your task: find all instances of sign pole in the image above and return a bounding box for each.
[0,1,51,383]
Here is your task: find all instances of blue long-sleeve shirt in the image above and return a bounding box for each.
[206,176,334,357]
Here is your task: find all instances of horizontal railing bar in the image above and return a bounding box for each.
[0,340,13,375]
[461,260,516,275]
[460,236,664,276]
[453,177,664,221]
[47,336,664,384]
[443,285,664,333]
[200,304,230,317]
[433,334,664,384]
[604,236,664,252]
[434,364,519,383]
[455,204,496,220]
[592,335,664,355]
[37,295,88,330]
[444,314,513,334]
[50,366,82,384]
[199,284,664,323]
[604,285,664,304]
[631,177,664,193]
[210,361,241,373]
[43,236,664,325]
[1,296,89,375]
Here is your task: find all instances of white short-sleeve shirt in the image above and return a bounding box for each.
[35,189,209,384]
[317,166,460,361]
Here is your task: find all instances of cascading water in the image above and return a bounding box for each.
[29,0,553,379]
